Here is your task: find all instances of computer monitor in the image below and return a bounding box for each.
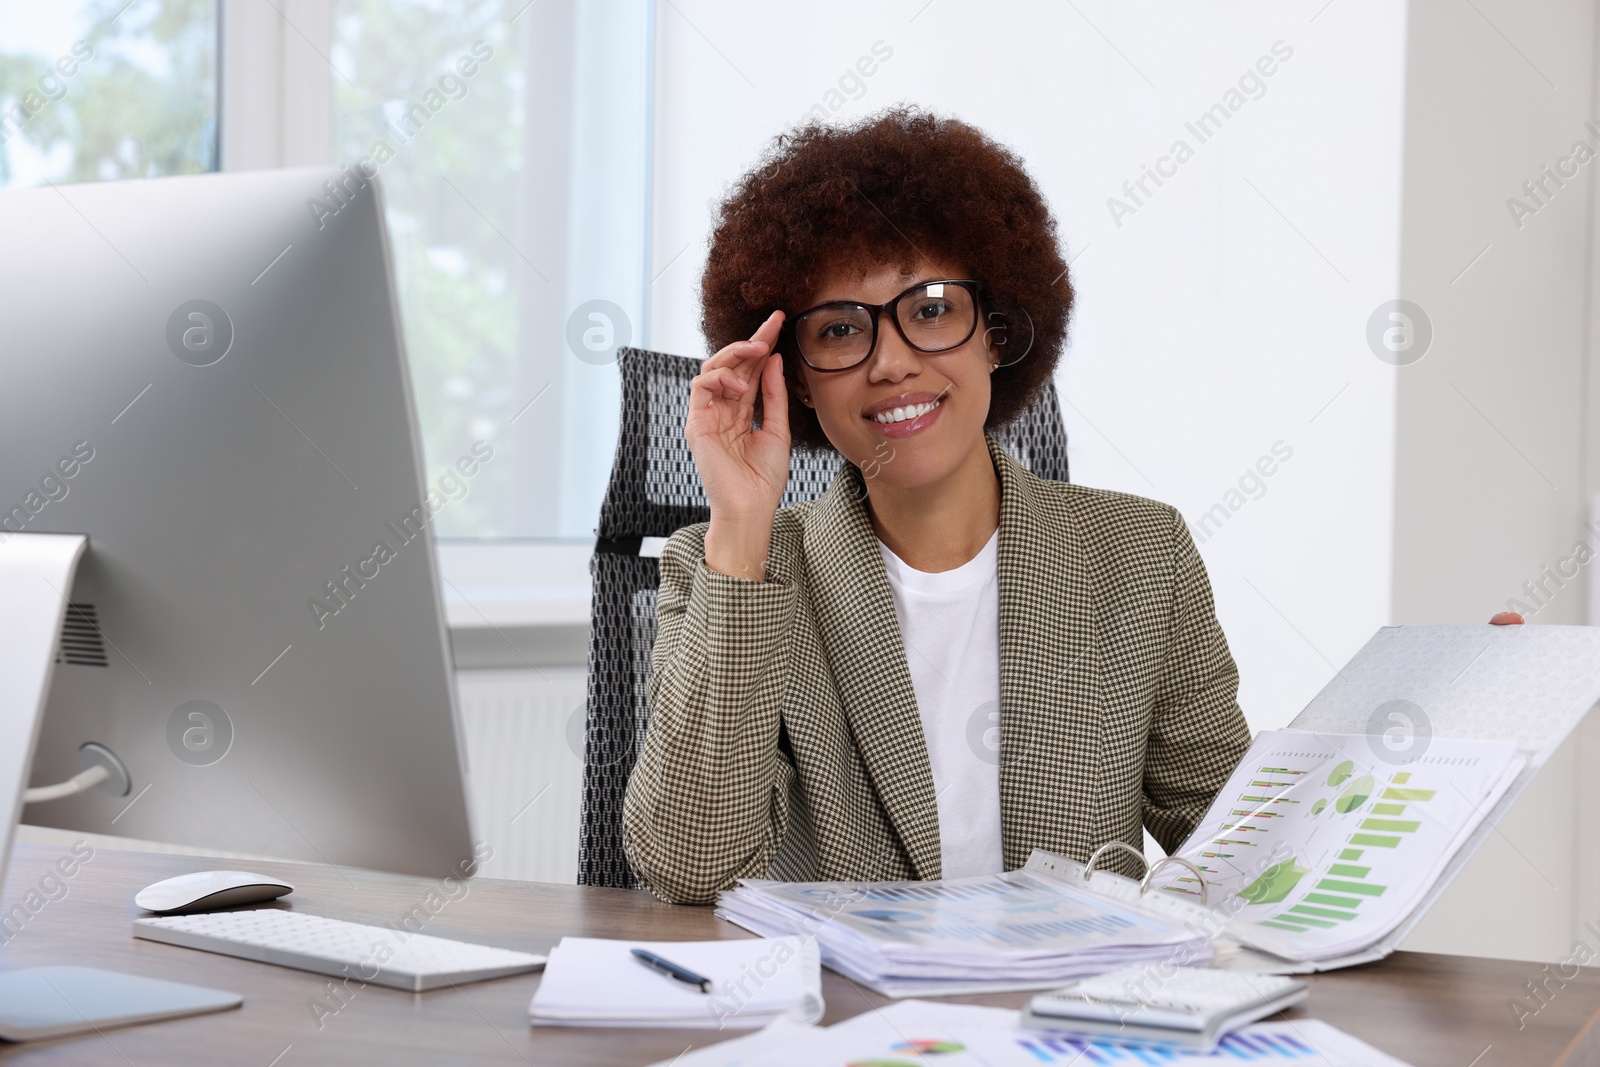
[0,167,475,880]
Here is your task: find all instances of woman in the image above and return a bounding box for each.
[621,107,1248,906]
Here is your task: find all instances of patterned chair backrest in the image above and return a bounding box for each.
[579,346,1070,888]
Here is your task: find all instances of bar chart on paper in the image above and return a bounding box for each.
[1013,1021,1392,1064]
[1165,730,1522,961]
[661,1002,1415,1067]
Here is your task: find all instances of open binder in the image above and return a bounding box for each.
[1022,623,1600,974]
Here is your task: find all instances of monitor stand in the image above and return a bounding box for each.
[0,534,241,1041]
[0,966,241,1042]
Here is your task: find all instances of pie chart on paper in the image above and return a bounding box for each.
[1336,775,1375,813]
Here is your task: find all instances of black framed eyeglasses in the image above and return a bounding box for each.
[785,278,984,372]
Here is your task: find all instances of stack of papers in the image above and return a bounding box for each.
[716,870,1212,997]
[527,937,823,1029]
[1158,731,1523,964]
[647,999,1414,1066]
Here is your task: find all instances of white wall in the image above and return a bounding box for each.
[648,0,1406,740]
[1393,0,1597,631]
[1385,0,1600,962]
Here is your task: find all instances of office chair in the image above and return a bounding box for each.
[579,346,1071,889]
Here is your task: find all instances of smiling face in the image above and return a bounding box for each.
[792,259,999,492]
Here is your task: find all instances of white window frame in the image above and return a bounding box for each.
[218,0,332,171]
[218,0,659,648]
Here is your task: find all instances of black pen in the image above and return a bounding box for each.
[631,948,712,993]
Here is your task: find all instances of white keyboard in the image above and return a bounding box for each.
[133,909,546,992]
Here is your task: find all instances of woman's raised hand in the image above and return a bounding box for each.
[687,310,792,518]
[687,311,792,580]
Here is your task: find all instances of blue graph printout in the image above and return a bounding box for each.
[752,871,1197,952]
[646,1002,1413,1066]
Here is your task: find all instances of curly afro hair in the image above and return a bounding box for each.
[700,105,1074,453]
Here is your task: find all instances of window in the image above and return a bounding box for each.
[329,0,652,539]
[0,0,218,188]
[3,0,648,543]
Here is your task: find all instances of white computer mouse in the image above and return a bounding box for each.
[135,870,295,914]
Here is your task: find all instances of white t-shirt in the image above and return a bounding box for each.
[876,528,1005,878]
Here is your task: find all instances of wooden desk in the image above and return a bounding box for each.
[1,842,1596,1066]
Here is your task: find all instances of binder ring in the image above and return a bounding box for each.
[1082,841,1146,883]
[1081,843,1211,907]
[1141,856,1210,907]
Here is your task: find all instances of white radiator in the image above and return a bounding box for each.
[455,666,588,884]
[22,667,592,885]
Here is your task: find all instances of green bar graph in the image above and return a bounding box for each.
[1350,833,1400,847]
[1381,787,1435,801]
[1272,912,1337,928]
[1289,904,1356,921]
[1317,878,1386,897]
[1237,752,1457,942]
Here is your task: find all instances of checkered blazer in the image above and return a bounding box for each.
[623,435,1252,905]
